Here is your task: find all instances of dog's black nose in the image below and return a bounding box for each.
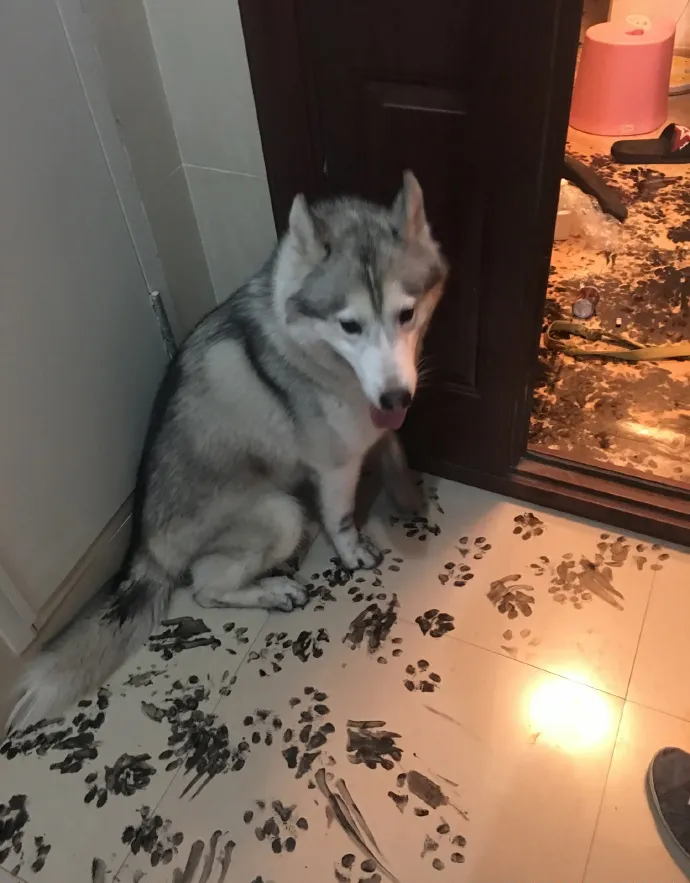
[379,388,412,411]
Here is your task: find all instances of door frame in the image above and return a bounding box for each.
[0,561,37,655]
[398,0,690,544]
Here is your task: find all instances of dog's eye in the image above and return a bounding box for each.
[339,319,362,335]
[399,307,415,325]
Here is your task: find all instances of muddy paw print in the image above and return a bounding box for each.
[305,580,338,610]
[415,609,455,638]
[391,514,442,542]
[513,512,545,540]
[246,628,331,675]
[389,636,404,660]
[148,616,221,660]
[487,575,535,619]
[245,799,307,855]
[548,554,584,608]
[632,541,670,572]
[246,631,289,675]
[346,720,403,770]
[240,707,286,752]
[548,549,624,611]
[2,688,110,771]
[83,751,156,807]
[347,578,389,603]
[343,597,399,657]
[459,535,492,561]
[222,621,251,656]
[421,824,467,871]
[148,678,248,788]
[529,555,550,577]
[595,533,631,567]
[282,687,335,779]
[345,561,388,593]
[308,557,356,595]
[438,535,492,585]
[438,559,474,586]
[291,629,330,663]
[500,627,541,658]
[403,660,441,693]
[0,795,29,872]
[0,801,52,878]
[335,854,383,883]
[386,555,405,574]
[121,806,184,867]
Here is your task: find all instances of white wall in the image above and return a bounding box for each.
[82,0,216,334]
[0,0,168,619]
[143,0,276,302]
[609,0,690,51]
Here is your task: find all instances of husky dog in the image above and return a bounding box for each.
[8,171,447,732]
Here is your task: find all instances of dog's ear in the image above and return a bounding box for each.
[288,194,328,263]
[392,171,428,242]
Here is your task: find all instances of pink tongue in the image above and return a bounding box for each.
[369,405,408,430]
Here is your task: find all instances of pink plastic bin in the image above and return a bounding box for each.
[570,19,675,137]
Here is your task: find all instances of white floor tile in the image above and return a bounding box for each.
[584,701,690,883]
[1,478,686,883]
[117,617,622,883]
[369,479,658,696]
[627,545,690,721]
[0,593,266,881]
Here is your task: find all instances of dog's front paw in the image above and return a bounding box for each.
[337,534,383,571]
[258,576,309,612]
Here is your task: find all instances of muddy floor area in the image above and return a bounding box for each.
[529,118,690,488]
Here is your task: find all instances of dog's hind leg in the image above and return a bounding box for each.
[191,492,308,611]
[193,553,307,611]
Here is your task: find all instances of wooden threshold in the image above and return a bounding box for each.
[412,452,690,547]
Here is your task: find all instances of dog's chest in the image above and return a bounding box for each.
[302,396,380,469]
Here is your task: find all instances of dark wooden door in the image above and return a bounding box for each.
[240,0,580,478]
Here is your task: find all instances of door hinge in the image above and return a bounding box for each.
[149,291,177,360]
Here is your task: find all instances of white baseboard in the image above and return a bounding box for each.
[0,562,37,656]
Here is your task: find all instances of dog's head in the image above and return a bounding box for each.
[276,172,448,429]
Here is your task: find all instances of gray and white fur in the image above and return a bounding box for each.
[7,171,447,732]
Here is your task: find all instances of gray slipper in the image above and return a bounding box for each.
[649,747,690,867]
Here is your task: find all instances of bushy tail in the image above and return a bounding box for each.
[6,557,172,734]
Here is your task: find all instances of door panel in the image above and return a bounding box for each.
[302,1,481,392]
[359,81,479,388]
[0,0,168,611]
[241,0,576,476]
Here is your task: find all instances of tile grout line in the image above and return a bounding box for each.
[395,607,631,703]
[622,694,690,727]
[112,611,270,881]
[575,526,666,883]
[578,694,626,883]
[621,565,659,702]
